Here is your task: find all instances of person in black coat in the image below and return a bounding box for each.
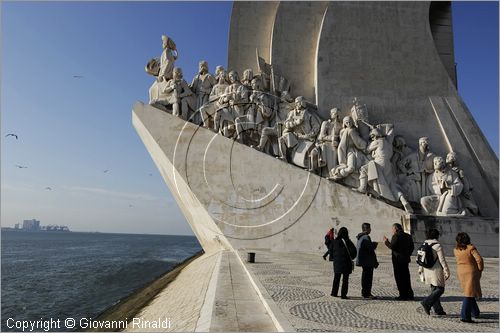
[356,223,379,299]
[383,223,415,300]
[331,227,357,299]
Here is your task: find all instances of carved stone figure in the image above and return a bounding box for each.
[402,137,435,202]
[255,91,294,155]
[164,67,195,120]
[148,35,179,105]
[235,77,274,144]
[356,125,414,213]
[330,116,368,184]
[446,152,479,215]
[350,97,370,141]
[214,71,249,137]
[421,156,465,216]
[278,96,320,164]
[309,108,342,176]
[241,69,254,87]
[200,72,229,129]
[191,60,216,113]
[215,65,227,83]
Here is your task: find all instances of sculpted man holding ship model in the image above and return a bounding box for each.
[144,34,479,217]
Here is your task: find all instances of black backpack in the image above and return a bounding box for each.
[416,242,436,268]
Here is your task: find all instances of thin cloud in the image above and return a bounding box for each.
[62,186,163,202]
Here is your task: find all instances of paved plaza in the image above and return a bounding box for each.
[242,251,499,332]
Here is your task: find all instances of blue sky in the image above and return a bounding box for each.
[1,2,498,235]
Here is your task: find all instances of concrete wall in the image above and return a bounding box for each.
[228,1,498,217]
[429,1,457,88]
[407,215,499,258]
[227,1,279,75]
[133,102,406,254]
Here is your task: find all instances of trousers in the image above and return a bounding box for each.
[332,273,350,297]
[393,260,414,299]
[461,297,480,320]
[422,285,445,313]
[361,267,374,297]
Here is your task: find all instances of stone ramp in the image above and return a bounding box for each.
[240,250,499,332]
[125,250,277,332]
[125,252,220,332]
[210,251,277,332]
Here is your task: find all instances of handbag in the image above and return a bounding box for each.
[342,238,355,271]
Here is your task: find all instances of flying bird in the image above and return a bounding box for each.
[5,134,18,139]
[15,164,27,169]
[128,204,134,208]
[148,173,153,176]
[45,187,52,191]
[103,169,110,173]
[73,75,84,79]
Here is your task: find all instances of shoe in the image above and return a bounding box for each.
[341,296,350,299]
[330,293,338,297]
[322,255,327,261]
[420,301,431,315]
[435,311,447,316]
[473,314,480,319]
[460,319,475,323]
[363,295,378,299]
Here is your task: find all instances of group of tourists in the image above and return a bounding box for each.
[323,224,484,323]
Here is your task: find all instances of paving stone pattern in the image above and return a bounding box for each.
[245,251,499,332]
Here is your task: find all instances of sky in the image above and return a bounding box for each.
[1,1,498,235]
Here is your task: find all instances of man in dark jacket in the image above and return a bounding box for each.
[356,223,379,299]
[384,223,415,300]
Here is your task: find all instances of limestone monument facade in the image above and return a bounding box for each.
[136,2,498,256]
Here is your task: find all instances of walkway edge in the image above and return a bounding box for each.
[234,251,295,332]
[195,251,223,331]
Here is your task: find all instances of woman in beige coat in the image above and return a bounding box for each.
[454,232,484,323]
[418,229,450,316]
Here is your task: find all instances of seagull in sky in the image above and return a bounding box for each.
[148,173,153,176]
[5,133,18,139]
[45,187,52,191]
[15,164,27,169]
[103,169,110,173]
[73,75,84,79]
[128,204,134,208]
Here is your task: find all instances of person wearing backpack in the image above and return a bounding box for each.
[356,223,379,299]
[331,227,357,299]
[417,228,450,316]
[323,228,335,260]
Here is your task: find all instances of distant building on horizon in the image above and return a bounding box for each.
[22,219,40,231]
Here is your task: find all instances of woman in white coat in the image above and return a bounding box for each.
[418,228,450,315]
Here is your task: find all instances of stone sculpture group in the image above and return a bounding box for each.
[145,35,478,217]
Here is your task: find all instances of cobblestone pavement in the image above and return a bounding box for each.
[244,251,499,332]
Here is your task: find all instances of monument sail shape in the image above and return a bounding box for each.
[133,1,498,256]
